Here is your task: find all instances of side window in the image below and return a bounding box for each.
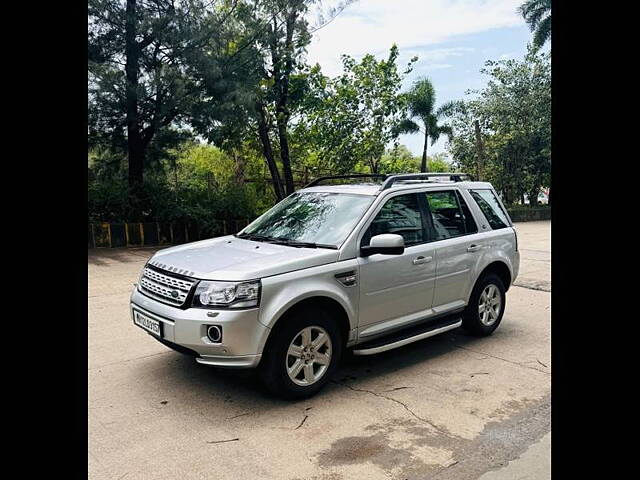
[362,193,424,246]
[424,191,466,240]
[470,189,510,230]
[456,191,478,234]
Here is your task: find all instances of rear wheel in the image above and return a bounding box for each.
[462,273,506,336]
[259,308,342,399]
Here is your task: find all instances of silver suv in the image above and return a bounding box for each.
[130,173,519,398]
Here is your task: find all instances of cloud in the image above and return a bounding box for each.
[306,0,525,76]
[416,47,476,61]
[422,63,453,71]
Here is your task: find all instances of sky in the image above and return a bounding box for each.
[305,0,533,158]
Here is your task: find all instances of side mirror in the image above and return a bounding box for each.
[360,234,405,257]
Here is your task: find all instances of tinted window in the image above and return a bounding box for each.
[242,192,374,247]
[424,191,467,240]
[470,189,510,229]
[363,193,424,246]
[456,191,478,234]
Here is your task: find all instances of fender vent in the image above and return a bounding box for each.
[335,270,357,287]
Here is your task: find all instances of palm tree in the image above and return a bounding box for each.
[519,0,551,51]
[398,77,453,173]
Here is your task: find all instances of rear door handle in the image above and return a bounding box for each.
[467,244,482,252]
[412,255,433,265]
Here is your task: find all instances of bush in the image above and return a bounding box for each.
[88,177,260,228]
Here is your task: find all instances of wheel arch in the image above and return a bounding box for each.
[478,261,512,292]
[261,296,351,356]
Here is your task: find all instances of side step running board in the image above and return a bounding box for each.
[353,317,462,356]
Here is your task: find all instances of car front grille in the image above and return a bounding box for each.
[139,267,197,307]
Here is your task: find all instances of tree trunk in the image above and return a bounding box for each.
[369,158,379,174]
[473,120,485,181]
[271,11,297,196]
[276,115,294,195]
[125,0,144,217]
[174,160,178,202]
[256,102,285,201]
[233,150,245,186]
[421,129,429,173]
[529,177,541,206]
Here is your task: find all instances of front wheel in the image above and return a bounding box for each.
[259,309,342,399]
[462,274,506,336]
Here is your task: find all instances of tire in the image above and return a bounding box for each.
[462,273,506,336]
[259,308,343,400]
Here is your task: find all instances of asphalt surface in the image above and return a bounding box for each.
[88,220,551,480]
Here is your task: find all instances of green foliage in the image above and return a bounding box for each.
[427,152,452,173]
[88,141,271,227]
[374,146,452,175]
[443,49,551,205]
[295,45,416,174]
[398,77,454,171]
[87,1,551,226]
[377,145,420,174]
[519,0,551,51]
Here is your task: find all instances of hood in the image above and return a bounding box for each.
[149,235,339,281]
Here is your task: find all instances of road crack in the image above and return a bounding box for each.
[206,438,240,445]
[512,282,551,292]
[455,346,549,374]
[295,415,309,430]
[331,380,448,435]
[227,411,253,420]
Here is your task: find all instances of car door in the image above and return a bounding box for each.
[357,192,436,338]
[422,188,485,311]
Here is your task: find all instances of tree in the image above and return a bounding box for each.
[219,0,354,200]
[297,45,416,174]
[88,0,241,216]
[375,146,451,174]
[443,49,551,205]
[519,0,551,51]
[427,152,452,173]
[250,0,312,197]
[377,145,420,174]
[398,77,453,172]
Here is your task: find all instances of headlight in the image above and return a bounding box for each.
[193,280,261,309]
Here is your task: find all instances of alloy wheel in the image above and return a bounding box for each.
[286,326,332,386]
[478,284,502,326]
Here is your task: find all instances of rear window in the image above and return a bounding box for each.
[424,191,467,239]
[470,189,510,230]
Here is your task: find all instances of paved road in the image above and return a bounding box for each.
[89,220,550,480]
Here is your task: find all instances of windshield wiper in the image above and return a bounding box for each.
[234,233,277,242]
[236,233,337,249]
[269,238,338,250]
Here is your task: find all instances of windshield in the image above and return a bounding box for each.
[239,192,375,248]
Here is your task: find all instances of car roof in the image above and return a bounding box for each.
[299,181,493,197]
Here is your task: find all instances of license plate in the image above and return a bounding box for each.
[134,311,162,337]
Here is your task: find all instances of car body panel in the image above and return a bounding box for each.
[258,259,360,345]
[130,287,270,367]
[130,179,520,368]
[150,235,339,281]
[356,243,437,338]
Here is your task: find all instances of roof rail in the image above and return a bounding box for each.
[305,174,388,188]
[380,172,473,190]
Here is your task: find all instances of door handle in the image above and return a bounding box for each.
[412,255,433,265]
[467,244,482,252]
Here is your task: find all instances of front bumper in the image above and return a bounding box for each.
[130,287,270,368]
